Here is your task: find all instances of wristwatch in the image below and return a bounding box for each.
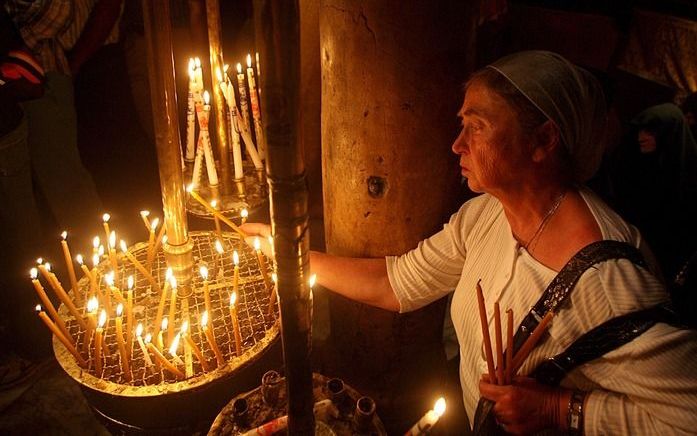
[567,390,587,435]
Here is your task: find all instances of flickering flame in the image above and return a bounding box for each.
[200,265,209,280]
[93,236,100,249]
[103,213,110,223]
[215,240,224,255]
[203,91,210,105]
[30,268,38,279]
[162,235,168,244]
[224,63,229,74]
[87,297,98,313]
[44,262,52,272]
[210,199,218,209]
[140,210,150,218]
[201,311,209,328]
[61,230,67,240]
[136,323,143,337]
[161,317,168,331]
[119,240,128,253]
[92,254,99,268]
[230,292,237,306]
[98,310,107,328]
[36,257,43,264]
[195,57,201,69]
[35,304,42,312]
[116,303,123,317]
[188,58,195,75]
[216,67,222,83]
[271,272,277,283]
[253,237,261,251]
[76,254,84,265]
[246,54,252,68]
[233,250,239,266]
[434,398,446,417]
[181,320,189,334]
[236,63,242,74]
[241,208,248,219]
[105,272,114,287]
[165,267,173,280]
[144,333,152,343]
[309,274,317,288]
[98,245,105,257]
[127,275,134,290]
[150,218,160,231]
[109,231,116,248]
[169,275,178,290]
[186,184,194,193]
[169,333,181,356]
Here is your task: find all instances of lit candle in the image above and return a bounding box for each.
[255,52,261,81]
[254,237,271,291]
[168,276,177,345]
[200,265,211,316]
[152,222,167,258]
[136,324,155,372]
[102,214,111,252]
[144,333,160,372]
[154,268,173,335]
[91,253,102,302]
[169,332,185,367]
[236,63,252,133]
[108,230,119,283]
[232,251,240,297]
[114,303,132,381]
[222,66,244,180]
[92,236,100,258]
[146,217,160,269]
[210,200,223,238]
[181,320,209,372]
[30,268,73,342]
[194,57,203,91]
[103,272,115,314]
[233,66,263,171]
[405,397,446,435]
[37,262,89,331]
[146,339,185,379]
[267,272,278,317]
[240,208,248,225]
[246,53,265,160]
[186,186,248,238]
[229,292,242,355]
[139,210,151,231]
[202,91,219,187]
[60,231,80,304]
[158,317,168,351]
[94,310,107,374]
[76,254,93,284]
[83,296,98,354]
[36,305,87,367]
[119,240,159,290]
[126,275,134,358]
[185,58,197,162]
[215,240,225,278]
[201,311,224,367]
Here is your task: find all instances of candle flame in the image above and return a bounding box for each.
[140,210,150,218]
[105,272,114,287]
[309,274,317,288]
[188,58,195,73]
[35,304,42,312]
[165,267,173,280]
[119,240,128,253]
[162,235,168,244]
[434,397,446,417]
[161,317,168,331]
[87,297,98,313]
[201,311,209,328]
[236,63,242,74]
[233,250,239,266]
[145,333,152,343]
[98,310,107,328]
[169,275,178,290]
[230,292,237,306]
[36,257,43,265]
[61,230,67,240]
[200,265,208,280]
[224,63,229,73]
[215,240,224,254]
[169,333,181,356]
[109,231,116,248]
[241,208,248,218]
[253,237,261,251]
[246,54,252,68]
[44,262,51,272]
[194,57,201,68]
[93,236,100,248]
[30,268,38,279]
[98,245,105,256]
[76,254,83,265]
[216,67,222,83]
[136,323,143,337]
[103,213,110,223]
[203,91,210,105]
[181,320,189,334]
[210,199,218,209]
[150,217,160,231]
[127,275,134,290]
[116,303,123,317]
[186,184,194,193]
[92,254,99,268]
[272,272,277,283]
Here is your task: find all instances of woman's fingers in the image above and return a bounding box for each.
[240,222,271,237]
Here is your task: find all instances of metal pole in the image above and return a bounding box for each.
[142,0,194,286]
[255,0,314,433]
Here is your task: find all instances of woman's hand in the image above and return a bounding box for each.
[479,376,570,435]
[240,223,274,259]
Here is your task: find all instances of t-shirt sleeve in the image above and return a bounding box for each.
[387,198,482,313]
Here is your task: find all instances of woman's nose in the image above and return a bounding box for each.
[451,129,467,154]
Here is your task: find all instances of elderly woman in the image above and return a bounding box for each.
[243,51,697,434]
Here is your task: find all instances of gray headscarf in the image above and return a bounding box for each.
[487,51,607,182]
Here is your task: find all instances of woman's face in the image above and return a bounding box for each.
[451,81,533,194]
[637,130,657,154]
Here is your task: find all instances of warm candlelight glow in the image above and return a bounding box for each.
[93,237,100,249]
[309,274,317,288]
[230,292,237,306]
[254,237,261,251]
[145,333,152,343]
[98,310,107,328]
[216,67,223,83]
[195,57,201,69]
[140,210,150,218]
[246,54,252,68]
[203,90,210,105]
[215,240,224,255]
[37,257,43,264]
[434,397,446,417]
[188,58,195,74]
[127,275,134,290]
[105,271,114,287]
[92,254,99,268]
[109,231,116,249]
[76,254,84,265]
[169,333,181,357]
[30,268,38,279]
[181,320,189,334]
[200,265,209,280]
[201,311,209,328]
[61,230,67,240]
[44,262,51,271]
[136,323,144,337]
[210,199,218,209]
[87,296,98,313]
[150,217,160,231]
[98,245,104,257]
[102,213,110,223]
[116,303,123,317]
[236,63,242,74]
[119,240,128,253]
[161,317,168,332]
[233,250,239,265]
[272,272,277,283]
[186,183,194,193]
[224,63,229,74]
[241,208,248,219]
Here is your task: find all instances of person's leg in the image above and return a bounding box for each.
[22,71,102,246]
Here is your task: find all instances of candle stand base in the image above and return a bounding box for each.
[186,166,267,219]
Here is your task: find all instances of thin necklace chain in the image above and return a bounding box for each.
[517,190,567,252]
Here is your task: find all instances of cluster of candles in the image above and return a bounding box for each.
[186,53,265,190]
[29,189,291,383]
[475,281,554,385]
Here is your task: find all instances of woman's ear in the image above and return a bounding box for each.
[531,120,561,163]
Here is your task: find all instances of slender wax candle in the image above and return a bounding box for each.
[201,311,224,367]
[60,231,80,304]
[405,397,446,435]
[36,305,87,367]
[115,303,132,381]
[229,292,242,355]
